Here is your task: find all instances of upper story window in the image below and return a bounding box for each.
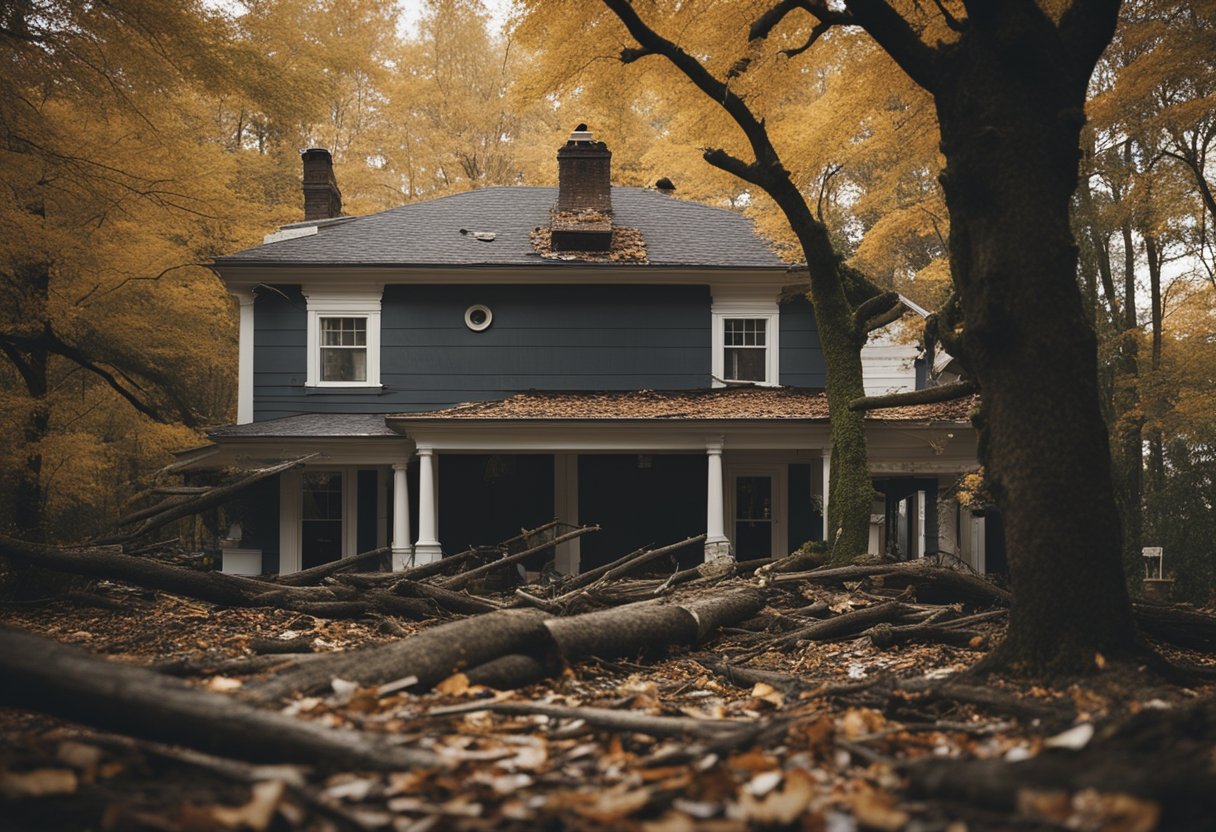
[711,301,779,387]
[320,317,367,382]
[724,318,767,382]
[304,287,382,388]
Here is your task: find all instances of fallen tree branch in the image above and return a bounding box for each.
[0,627,439,771]
[96,455,318,545]
[848,381,977,412]
[429,699,756,742]
[271,546,390,586]
[441,525,601,590]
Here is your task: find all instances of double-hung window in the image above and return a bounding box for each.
[711,303,779,386]
[304,287,382,388]
[723,318,768,382]
[320,317,367,383]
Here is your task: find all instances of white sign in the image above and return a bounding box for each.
[1142,547,1163,558]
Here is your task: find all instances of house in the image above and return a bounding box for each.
[186,128,990,577]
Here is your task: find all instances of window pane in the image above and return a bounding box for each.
[725,318,766,347]
[321,317,366,347]
[321,347,367,382]
[725,347,766,382]
[302,472,343,520]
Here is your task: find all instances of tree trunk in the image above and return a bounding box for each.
[932,10,1140,675]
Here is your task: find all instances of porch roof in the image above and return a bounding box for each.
[388,387,977,424]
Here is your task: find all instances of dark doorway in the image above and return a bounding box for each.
[302,471,343,569]
[735,475,776,558]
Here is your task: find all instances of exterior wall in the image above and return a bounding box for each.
[253,284,713,420]
[778,296,826,388]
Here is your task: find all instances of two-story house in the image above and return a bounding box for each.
[185,128,987,577]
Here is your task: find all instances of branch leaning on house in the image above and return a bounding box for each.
[849,380,977,412]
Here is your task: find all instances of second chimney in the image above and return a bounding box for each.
[302,147,342,221]
[551,125,613,252]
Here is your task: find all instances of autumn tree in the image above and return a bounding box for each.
[0,1,278,539]
[516,1,924,561]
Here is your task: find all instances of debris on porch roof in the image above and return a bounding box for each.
[391,386,978,422]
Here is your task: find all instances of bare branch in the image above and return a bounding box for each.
[841,0,938,90]
[751,0,854,42]
[852,291,901,340]
[849,380,976,412]
[930,0,964,32]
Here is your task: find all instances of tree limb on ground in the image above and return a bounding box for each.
[0,626,440,771]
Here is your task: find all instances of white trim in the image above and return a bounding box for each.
[234,291,255,424]
[279,468,302,574]
[726,462,787,558]
[302,287,383,388]
[710,300,780,387]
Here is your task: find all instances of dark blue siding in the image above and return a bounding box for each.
[779,295,826,388]
[253,284,712,420]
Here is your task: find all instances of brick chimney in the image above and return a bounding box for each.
[301,147,342,221]
[551,125,613,252]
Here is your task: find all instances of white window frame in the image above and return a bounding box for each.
[303,287,383,388]
[711,302,779,387]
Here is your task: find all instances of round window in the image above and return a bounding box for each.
[464,304,493,332]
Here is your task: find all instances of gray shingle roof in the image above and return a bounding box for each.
[214,187,788,269]
[208,414,398,439]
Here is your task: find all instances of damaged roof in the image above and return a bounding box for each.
[389,387,978,423]
[208,413,399,439]
[213,187,788,270]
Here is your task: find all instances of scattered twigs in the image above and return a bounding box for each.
[866,622,988,650]
[96,455,318,545]
[739,601,926,659]
[765,560,1012,608]
[428,699,757,743]
[441,525,602,591]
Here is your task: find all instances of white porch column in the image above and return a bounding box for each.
[234,290,255,425]
[414,447,442,564]
[391,462,412,570]
[821,450,832,545]
[705,438,732,562]
[553,453,580,575]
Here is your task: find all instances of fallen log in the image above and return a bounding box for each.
[394,579,500,616]
[441,525,601,590]
[248,609,555,703]
[251,586,765,701]
[866,622,988,650]
[0,627,439,771]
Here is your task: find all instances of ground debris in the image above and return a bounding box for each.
[3,550,1216,830]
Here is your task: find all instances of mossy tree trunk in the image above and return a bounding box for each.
[930,6,1140,674]
[839,0,1142,674]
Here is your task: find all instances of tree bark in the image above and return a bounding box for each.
[925,4,1140,674]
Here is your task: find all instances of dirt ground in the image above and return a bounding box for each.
[2,576,1214,832]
